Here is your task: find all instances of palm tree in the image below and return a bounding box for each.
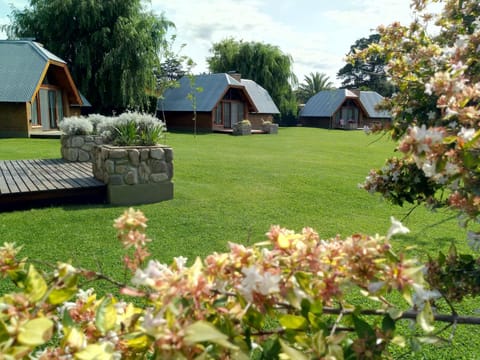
[296,72,334,104]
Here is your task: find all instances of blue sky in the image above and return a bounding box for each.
[0,0,438,86]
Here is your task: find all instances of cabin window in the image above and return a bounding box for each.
[31,95,40,126]
[36,87,64,129]
[214,104,222,125]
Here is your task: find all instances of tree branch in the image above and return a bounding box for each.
[322,307,480,325]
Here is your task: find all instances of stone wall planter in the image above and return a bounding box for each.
[61,134,104,162]
[232,124,252,136]
[261,123,279,134]
[92,144,174,205]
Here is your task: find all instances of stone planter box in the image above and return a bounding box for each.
[232,124,252,136]
[61,134,104,162]
[92,144,174,205]
[261,123,279,134]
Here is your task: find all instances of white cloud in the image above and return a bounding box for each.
[1,0,443,87]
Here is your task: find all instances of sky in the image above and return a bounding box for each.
[0,0,435,87]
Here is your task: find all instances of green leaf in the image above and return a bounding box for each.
[49,273,78,305]
[259,337,281,360]
[387,307,403,320]
[382,314,396,334]
[417,336,445,344]
[279,339,308,360]
[74,343,114,360]
[64,326,85,350]
[185,320,239,350]
[417,302,435,333]
[353,315,375,339]
[49,287,77,305]
[279,314,307,330]
[25,265,47,302]
[95,297,117,335]
[312,330,326,355]
[17,317,53,346]
[391,335,406,347]
[295,272,311,293]
[244,307,265,329]
[0,320,10,343]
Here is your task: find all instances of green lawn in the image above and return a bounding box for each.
[0,128,477,358]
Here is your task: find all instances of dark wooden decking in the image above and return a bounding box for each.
[0,159,107,211]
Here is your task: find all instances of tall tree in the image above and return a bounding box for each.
[8,0,174,113]
[207,38,297,123]
[295,72,334,104]
[337,34,395,97]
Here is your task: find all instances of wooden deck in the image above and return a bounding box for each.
[0,159,107,211]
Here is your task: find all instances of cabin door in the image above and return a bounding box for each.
[38,88,63,130]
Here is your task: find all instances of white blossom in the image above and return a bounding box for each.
[458,127,476,142]
[132,260,171,287]
[77,288,94,302]
[412,284,441,310]
[174,256,188,270]
[427,111,436,120]
[238,266,281,302]
[142,308,167,335]
[422,160,437,178]
[424,82,433,95]
[386,217,410,240]
[445,161,459,176]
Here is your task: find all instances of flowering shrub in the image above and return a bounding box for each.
[354,0,480,305]
[59,116,94,135]
[98,112,166,146]
[0,209,448,359]
[356,0,480,232]
[87,114,110,135]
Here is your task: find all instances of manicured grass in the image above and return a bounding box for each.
[0,138,62,159]
[0,128,477,358]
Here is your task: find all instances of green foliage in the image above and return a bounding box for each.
[207,38,298,121]
[363,157,441,207]
[8,0,174,113]
[99,112,166,146]
[112,120,138,146]
[427,243,480,302]
[337,34,396,96]
[296,72,334,104]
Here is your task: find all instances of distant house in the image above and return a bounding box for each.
[299,89,390,129]
[0,40,89,138]
[157,73,280,132]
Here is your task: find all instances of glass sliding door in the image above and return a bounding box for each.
[39,89,50,130]
[37,88,63,130]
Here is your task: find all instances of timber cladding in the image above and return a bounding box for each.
[162,111,212,131]
[248,114,275,130]
[0,103,29,137]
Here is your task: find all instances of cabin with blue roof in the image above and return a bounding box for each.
[299,89,391,129]
[0,40,89,138]
[157,73,280,132]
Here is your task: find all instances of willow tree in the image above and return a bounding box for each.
[207,39,298,122]
[295,72,334,104]
[8,0,174,113]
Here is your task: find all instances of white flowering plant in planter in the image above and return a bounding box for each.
[233,119,252,136]
[98,112,166,146]
[59,116,94,136]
